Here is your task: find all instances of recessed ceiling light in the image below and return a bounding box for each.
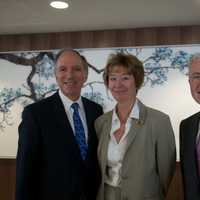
[50,1,69,9]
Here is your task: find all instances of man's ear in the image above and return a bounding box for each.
[84,71,88,83]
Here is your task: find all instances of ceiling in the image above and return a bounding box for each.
[0,0,200,35]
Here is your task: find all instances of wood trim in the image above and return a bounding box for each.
[166,162,183,200]
[0,160,182,200]
[0,159,16,200]
[0,26,200,52]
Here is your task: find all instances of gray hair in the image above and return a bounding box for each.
[188,53,200,67]
[54,48,88,75]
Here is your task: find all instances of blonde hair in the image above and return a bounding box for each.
[103,52,144,90]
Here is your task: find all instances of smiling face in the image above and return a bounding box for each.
[189,57,200,104]
[108,65,137,104]
[55,51,87,101]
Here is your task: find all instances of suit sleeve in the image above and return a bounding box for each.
[156,115,176,196]
[94,118,100,139]
[16,106,42,200]
[179,120,184,173]
[179,120,187,197]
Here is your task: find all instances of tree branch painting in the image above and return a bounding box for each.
[0,45,199,157]
[0,47,191,131]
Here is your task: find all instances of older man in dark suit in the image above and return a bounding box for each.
[16,49,103,200]
[180,53,200,200]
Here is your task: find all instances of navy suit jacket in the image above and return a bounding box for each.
[180,112,200,200]
[16,92,103,200]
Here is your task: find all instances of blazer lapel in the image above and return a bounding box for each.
[98,112,112,178]
[124,100,147,155]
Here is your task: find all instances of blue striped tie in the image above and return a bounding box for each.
[71,103,88,160]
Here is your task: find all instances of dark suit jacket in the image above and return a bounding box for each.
[180,112,200,200]
[16,92,103,200]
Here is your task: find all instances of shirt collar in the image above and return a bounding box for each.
[58,90,83,110]
[112,99,140,123]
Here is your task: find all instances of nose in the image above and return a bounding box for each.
[66,69,75,78]
[115,78,123,87]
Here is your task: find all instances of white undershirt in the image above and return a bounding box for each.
[58,90,88,142]
[105,99,139,187]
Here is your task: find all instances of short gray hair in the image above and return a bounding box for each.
[54,48,88,75]
[188,53,200,67]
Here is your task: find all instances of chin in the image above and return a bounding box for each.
[115,98,127,103]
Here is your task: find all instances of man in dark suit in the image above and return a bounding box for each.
[180,53,200,200]
[16,49,103,200]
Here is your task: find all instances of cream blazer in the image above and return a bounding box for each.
[95,101,176,200]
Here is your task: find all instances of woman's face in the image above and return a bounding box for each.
[108,65,137,104]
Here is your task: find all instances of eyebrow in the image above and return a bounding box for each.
[109,73,130,76]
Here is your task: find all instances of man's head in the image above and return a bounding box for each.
[188,53,200,104]
[54,49,88,101]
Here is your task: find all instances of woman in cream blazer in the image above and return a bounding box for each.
[95,52,176,200]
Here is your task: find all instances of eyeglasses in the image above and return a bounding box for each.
[189,73,200,81]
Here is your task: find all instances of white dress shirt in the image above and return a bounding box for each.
[105,99,139,187]
[58,90,88,142]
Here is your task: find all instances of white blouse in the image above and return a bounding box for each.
[105,99,139,187]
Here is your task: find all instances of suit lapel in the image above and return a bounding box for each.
[98,102,147,177]
[185,112,200,155]
[82,97,93,145]
[191,113,200,140]
[52,92,73,133]
[82,97,91,130]
[188,113,200,161]
[51,92,83,160]
[124,100,147,156]
[98,112,112,178]
[98,102,147,170]
[187,112,200,182]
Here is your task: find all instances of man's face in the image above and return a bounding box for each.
[55,51,87,101]
[189,58,200,104]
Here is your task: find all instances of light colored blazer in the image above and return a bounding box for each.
[95,100,176,200]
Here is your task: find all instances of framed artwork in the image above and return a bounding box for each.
[0,45,200,159]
